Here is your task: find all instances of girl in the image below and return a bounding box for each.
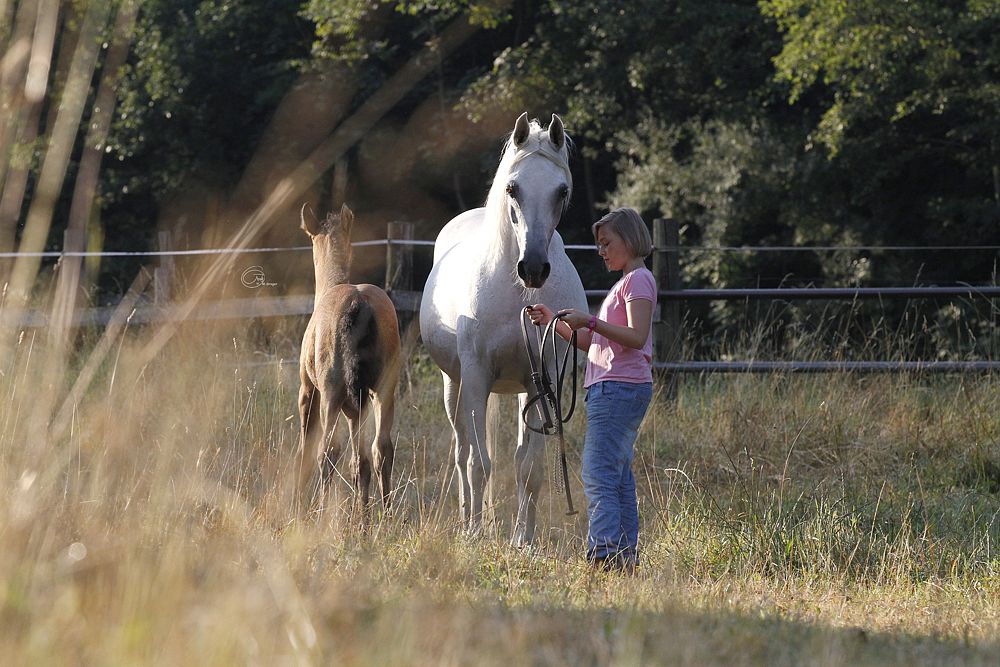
[527,207,656,572]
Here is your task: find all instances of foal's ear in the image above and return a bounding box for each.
[512,112,530,147]
[339,203,354,233]
[300,203,321,238]
[548,114,565,150]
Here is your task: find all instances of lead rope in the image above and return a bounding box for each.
[519,308,579,516]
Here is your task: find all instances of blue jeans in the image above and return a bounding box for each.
[582,380,653,565]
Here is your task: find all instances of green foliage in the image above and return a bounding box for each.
[610,116,830,290]
[11,0,993,358]
[761,0,1000,160]
[93,0,309,289]
[300,0,391,64]
[107,0,308,193]
[301,0,510,63]
[460,0,781,145]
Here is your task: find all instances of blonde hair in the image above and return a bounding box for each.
[592,207,653,258]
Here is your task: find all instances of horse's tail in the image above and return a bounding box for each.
[340,296,380,414]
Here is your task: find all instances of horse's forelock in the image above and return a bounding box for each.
[489,120,572,211]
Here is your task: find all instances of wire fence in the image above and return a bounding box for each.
[4,225,998,374]
[5,240,998,258]
[0,238,436,258]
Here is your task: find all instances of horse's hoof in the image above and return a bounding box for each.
[510,531,533,549]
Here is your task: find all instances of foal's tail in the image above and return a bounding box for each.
[340,296,380,413]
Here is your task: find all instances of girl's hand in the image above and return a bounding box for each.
[557,309,593,331]
[526,304,554,326]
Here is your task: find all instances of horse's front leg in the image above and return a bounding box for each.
[466,388,491,534]
[442,374,471,526]
[449,370,491,534]
[514,390,546,546]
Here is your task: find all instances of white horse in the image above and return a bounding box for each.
[420,113,588,545]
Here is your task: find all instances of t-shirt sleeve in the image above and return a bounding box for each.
[622,269,656,303]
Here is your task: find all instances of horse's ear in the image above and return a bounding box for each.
[339,203,354,233]
[512,112,530,147]
[548,114,565,150]
[300,203,321,238]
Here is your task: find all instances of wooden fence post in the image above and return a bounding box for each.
[154,230,174,304]
[51,228,86,335]
[384,221,416,318]
[384,221,414,292]
[60,226,85,294]
[653,217,681,399]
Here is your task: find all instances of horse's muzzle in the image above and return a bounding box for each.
[517,260,551,289]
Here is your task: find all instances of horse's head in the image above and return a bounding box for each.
[496,112,571,290]
[301,202,354,286]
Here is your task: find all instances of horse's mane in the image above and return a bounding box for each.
[482,119,573,275]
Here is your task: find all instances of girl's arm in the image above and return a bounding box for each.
[557,299,653,350]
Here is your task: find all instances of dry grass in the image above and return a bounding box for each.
[0,315,998,666]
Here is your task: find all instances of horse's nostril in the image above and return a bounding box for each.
[517,259,550,288]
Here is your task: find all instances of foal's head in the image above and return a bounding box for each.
[301,203,354,286]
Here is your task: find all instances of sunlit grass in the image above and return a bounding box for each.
[3,1,997,662]
[0,312,998,665]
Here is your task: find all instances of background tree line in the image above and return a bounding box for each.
[1,0,998,358]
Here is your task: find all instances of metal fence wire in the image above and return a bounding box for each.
[3,220,998,373]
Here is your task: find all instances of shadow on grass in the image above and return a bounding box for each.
[333,594,1000,666]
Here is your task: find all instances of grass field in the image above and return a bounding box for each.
[1,315,998,666]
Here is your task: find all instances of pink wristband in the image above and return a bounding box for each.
[587,316,597,332]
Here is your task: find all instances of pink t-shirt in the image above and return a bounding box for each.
[584,267,656,388]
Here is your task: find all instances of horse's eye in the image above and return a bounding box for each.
[506,182,517,197]
[558,185,569,199]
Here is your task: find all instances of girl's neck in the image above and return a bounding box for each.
[621,257,645,274]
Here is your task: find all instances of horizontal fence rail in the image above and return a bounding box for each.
[652,360,1000,373]
[631,286,1000,301]
[6,239,994,259]
[1,296,316,327]
[643,219,998,383]
[0,238,437,258]
[2,219,997,376]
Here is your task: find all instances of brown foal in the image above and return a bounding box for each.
[297,203,401,515]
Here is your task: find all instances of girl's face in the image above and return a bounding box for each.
[596,226,632,272]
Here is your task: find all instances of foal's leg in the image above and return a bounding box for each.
[297,380,322,510]
[371,391,396,512]
[513,390,546,546]
[348,412,373,516]
[317,383,346,504]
